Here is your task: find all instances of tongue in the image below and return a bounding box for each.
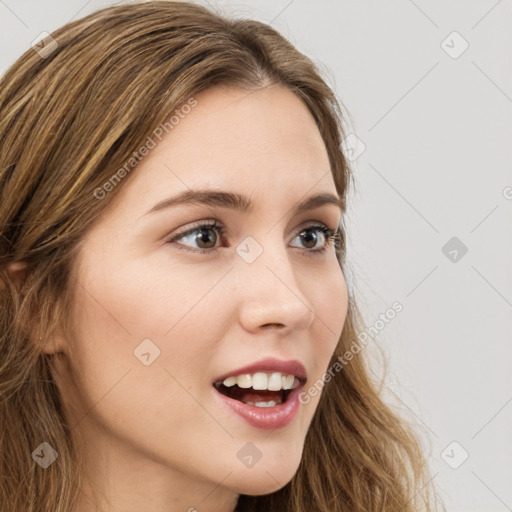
[229,387,283,404]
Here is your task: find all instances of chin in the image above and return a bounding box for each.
[227,451,302,496]
[231,473,292,496]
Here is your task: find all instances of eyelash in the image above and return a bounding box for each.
[166,220,341,256]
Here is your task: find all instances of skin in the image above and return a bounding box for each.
[37,84,348,512]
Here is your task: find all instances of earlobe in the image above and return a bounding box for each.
[37,335,66,355]
[2,261,30,293]
[35,323,68,356]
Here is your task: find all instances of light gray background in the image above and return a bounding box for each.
[1,1,511,511]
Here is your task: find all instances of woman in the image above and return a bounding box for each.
[0,2,441,511]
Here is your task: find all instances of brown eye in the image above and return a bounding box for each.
[193,227,218,249]
[291,224,334,253]
[300,229,320,249]
[167,220,226,254]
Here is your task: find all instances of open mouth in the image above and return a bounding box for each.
[213,373,305,408]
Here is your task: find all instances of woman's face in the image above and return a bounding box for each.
[53,84,348,508]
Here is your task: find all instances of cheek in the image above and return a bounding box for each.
[70,248,235,373]
[298,266,348,413]
[62,262,232,465]
[311,265,348,357]
[72,247,229,341]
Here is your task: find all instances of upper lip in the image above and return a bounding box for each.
[213,357,307,384]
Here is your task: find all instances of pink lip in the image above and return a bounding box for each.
[211,357,307,431]
[212,382,304,430]
[212,357,307,383]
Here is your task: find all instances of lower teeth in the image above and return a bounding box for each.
[243,400,279,407]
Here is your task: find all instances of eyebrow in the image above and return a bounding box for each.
[144,189,345,216]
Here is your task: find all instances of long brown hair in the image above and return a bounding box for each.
[0,2,442,510]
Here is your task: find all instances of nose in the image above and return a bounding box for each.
[236,240,315,335]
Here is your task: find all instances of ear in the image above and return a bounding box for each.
[4,261,66,355]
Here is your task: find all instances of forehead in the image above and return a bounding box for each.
[108,85,334,216]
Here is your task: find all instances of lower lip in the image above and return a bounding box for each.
[213,385,303,431]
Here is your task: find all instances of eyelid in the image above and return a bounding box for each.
[167,219,222,239]
[295,219,338,234]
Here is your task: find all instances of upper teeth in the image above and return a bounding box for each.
[222,372,298,391]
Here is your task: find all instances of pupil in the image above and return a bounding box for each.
[302,230,318,249]
[197,228,217,248]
